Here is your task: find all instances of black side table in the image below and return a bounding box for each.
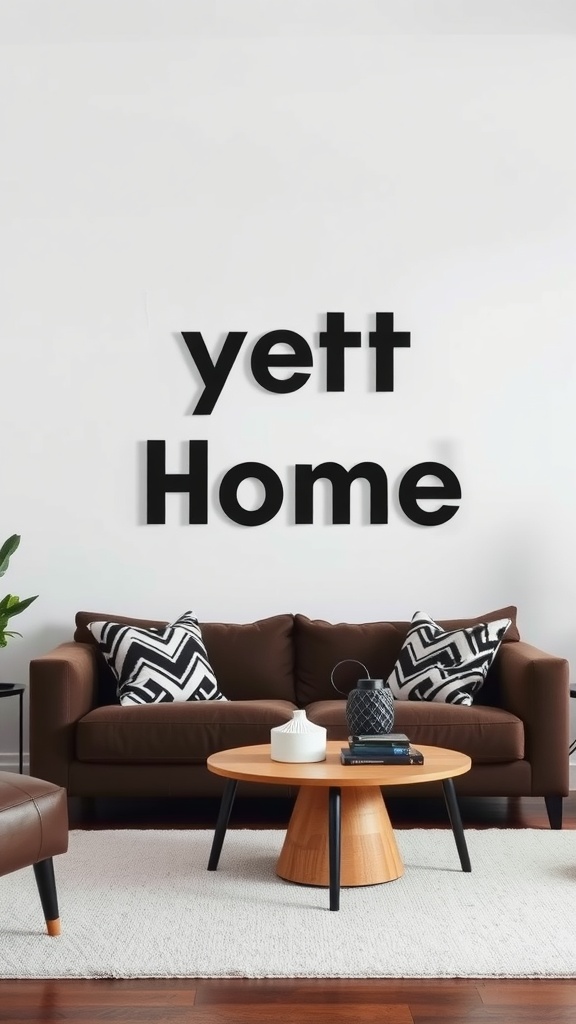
[0,683,24,774]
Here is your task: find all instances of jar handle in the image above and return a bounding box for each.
[330,658,370,697]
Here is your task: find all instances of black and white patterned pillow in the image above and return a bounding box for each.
[386,611,511,706]
[87,611,227,707]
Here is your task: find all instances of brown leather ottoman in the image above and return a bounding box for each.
[0,772,69,935]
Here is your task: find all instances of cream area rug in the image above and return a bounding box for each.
[1,828,575,979]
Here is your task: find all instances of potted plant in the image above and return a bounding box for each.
[0,535,38,647]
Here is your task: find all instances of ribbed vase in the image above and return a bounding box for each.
[270,710,327,763]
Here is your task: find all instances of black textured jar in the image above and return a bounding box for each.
[345,678,395,736]
[331,659,395,736]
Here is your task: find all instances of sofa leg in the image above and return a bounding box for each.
[544,795,563,830]
[33,857,61,935]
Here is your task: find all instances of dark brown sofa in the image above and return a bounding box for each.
[29,605,570,827]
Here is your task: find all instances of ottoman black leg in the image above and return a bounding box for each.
[208,779,238,870]
[442,778,471,872]
[328,786,341,911]
[33,857,61,936]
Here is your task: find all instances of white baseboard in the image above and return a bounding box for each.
[0,752,28,774]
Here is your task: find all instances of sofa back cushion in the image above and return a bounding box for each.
[294,607,519,706]
[200,617,295,701]
[74,612,296,704]
[294,615,406,706]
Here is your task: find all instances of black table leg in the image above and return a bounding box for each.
[207,779,238,870]
[18,689,23,775]
[33,857,60,933]
[442,778,471,872]
[328,786,341,911]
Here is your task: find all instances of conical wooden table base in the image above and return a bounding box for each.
[276,786,404,887]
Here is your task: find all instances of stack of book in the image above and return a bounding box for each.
[340,732,424,765]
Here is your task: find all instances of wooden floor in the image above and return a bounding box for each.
[1,793,576,1024]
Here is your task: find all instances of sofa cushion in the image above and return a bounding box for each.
[306,700,524,764]
[201,617,296,701]
[75,611,296,704]
[386,610,511,706]
[87,612,226,707]
[76,700,297,764]
[294,616,405,706]
[293,608,519,706]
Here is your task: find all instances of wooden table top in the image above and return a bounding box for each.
[207,741,471,788]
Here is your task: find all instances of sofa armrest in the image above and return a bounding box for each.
[497,640,570,795]
[29,642,98,789]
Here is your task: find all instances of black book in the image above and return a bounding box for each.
[340,746,424,766]
[349,732,411,746]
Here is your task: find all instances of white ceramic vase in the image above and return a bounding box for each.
[270,709,327,763]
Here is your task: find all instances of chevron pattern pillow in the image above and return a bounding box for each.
[386,611,511,706]
[87,611,227,706]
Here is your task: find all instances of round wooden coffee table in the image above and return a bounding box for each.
[207,740,471,910]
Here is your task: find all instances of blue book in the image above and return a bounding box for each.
[349,744,410,756]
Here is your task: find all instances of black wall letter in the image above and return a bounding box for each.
[181,331,246,414]
[368,312,410,391]
[146,440,208,524]
[318,312,361,391]
[251,330,313,394]
[294,461,388,524]
[219,462,284,526]
[399,461,461,526]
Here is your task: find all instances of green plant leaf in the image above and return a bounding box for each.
[0,535,20,578]
[0,593,37,614]
[0,535,37,647]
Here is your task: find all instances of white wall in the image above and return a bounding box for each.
[1,1,576,767]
